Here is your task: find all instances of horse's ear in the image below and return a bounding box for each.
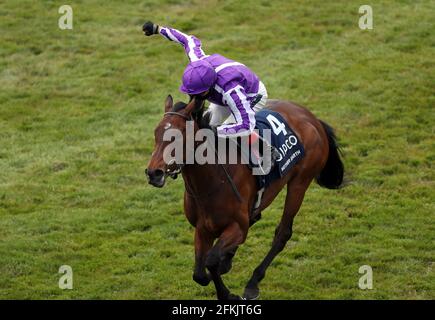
[164,95,173,112]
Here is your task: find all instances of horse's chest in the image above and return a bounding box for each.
[185,199,233,234]
[203,216,220,234]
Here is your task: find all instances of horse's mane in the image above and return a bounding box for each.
[172,98,211,129]
[172,101,187,112]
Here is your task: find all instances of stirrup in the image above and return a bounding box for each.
[249,150,268,174]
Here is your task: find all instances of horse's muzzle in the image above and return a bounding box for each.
[145,168,165,188]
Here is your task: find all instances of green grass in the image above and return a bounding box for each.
[0,0,434,299]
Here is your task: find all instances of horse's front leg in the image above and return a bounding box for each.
[218,246,238,275]
[206,222,247,300]
[192,227,213,286]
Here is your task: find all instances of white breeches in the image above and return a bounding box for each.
[208,81,268,126]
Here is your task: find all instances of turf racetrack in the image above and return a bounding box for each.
[0,0,433,299]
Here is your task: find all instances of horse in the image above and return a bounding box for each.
[145,95,344,300]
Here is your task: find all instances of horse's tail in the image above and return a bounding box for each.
[316,120,344,189]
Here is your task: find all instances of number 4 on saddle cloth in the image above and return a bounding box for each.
[246,109,305,191]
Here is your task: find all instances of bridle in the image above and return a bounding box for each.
[160,111,192,178]
[164,111,192,121]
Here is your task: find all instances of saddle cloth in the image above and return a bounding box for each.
[253,109,305,189]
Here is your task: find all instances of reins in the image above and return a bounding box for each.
[213,148,243,203]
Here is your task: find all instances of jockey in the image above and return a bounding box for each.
[143,21,267,140]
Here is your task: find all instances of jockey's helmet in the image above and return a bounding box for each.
[179,59,217,95]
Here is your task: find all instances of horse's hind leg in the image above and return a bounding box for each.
[206,222,246,300]
[243,179,310,300]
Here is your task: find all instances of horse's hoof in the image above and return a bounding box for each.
[227,293,242,300]
[243,287,260,300]
[218,261,233,275]
[192,273,211,286]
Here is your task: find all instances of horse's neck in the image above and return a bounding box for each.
[182,163,223,193]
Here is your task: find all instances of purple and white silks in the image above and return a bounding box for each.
[159,26,262,137]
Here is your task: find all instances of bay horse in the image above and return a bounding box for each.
[145,95,344,300]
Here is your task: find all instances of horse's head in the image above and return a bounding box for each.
[145,95,204,187]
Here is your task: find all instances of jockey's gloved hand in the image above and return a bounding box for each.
[143,21,159,36]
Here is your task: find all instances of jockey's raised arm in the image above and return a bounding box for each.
[158,26,207,62]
